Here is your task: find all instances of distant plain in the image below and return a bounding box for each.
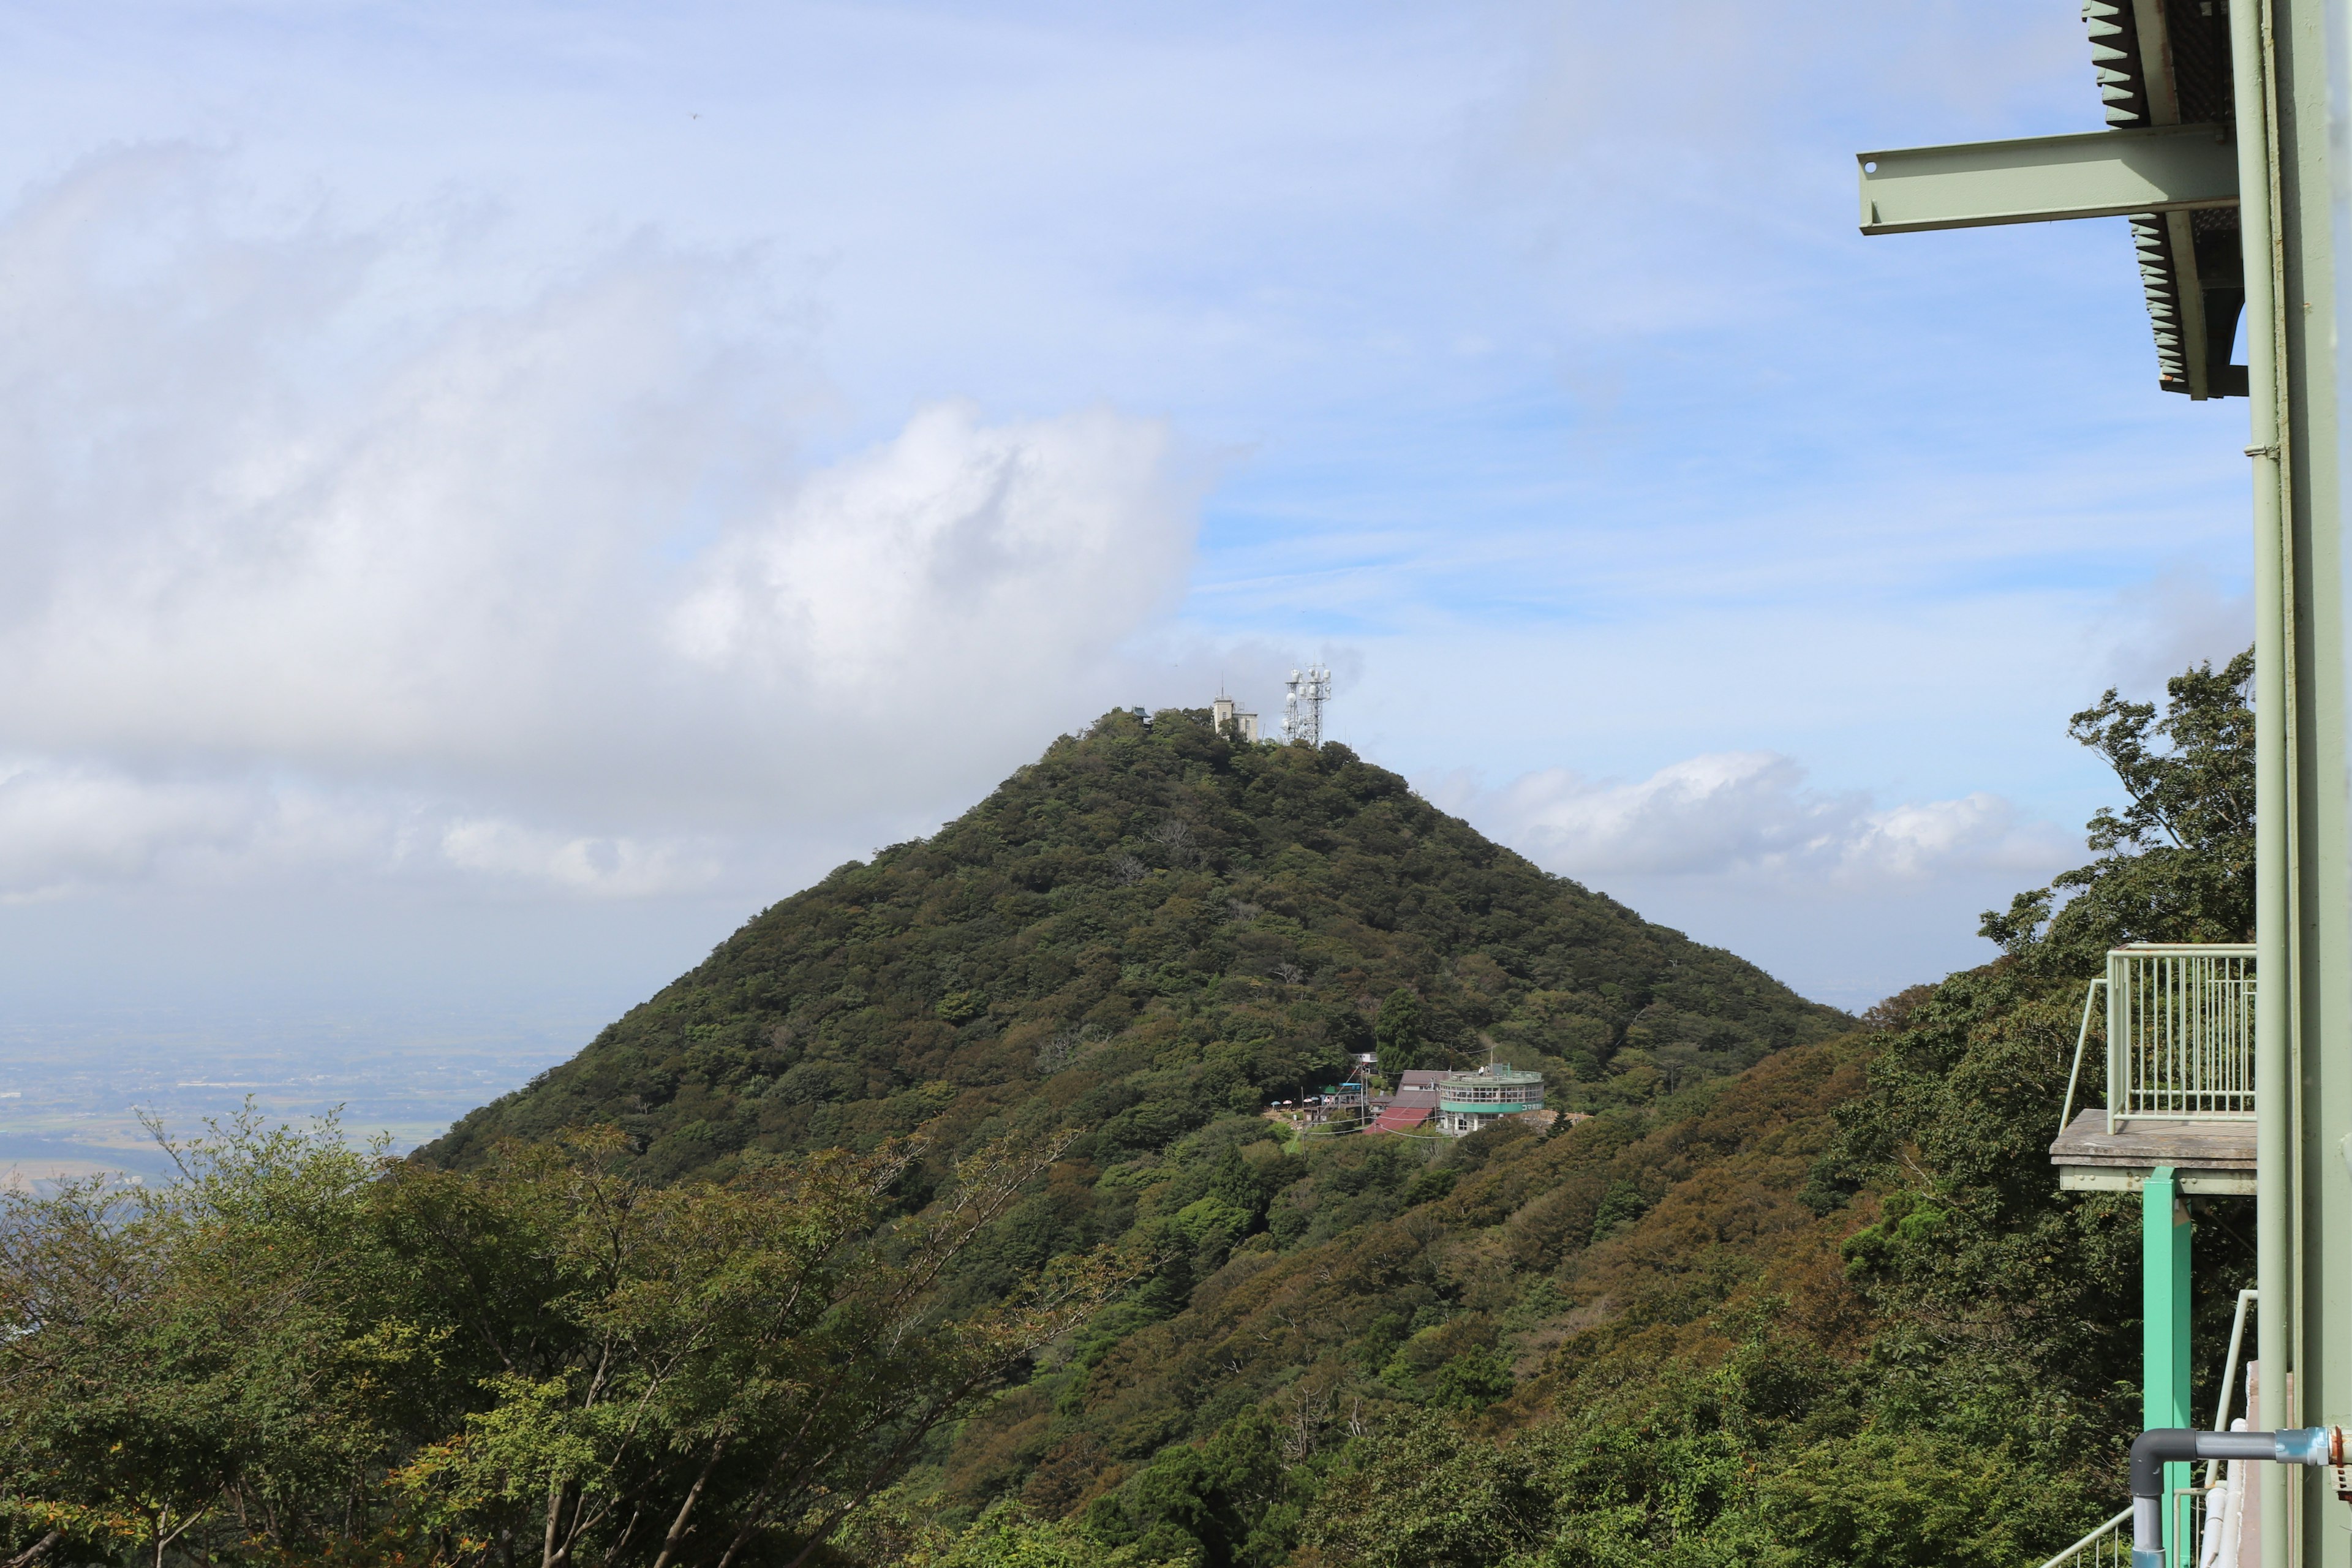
[0,1005,599,1185]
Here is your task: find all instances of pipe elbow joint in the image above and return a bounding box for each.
[2132,1426,2336,1495]
[2131,1428,2201,1498]
[2130,1426,2341,1561]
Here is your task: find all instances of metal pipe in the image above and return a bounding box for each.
[2227,0,2291,1564]
[2132,1428,2336,1566]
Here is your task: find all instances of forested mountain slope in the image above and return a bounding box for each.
[424,709,1846,1181]
[2,664,2253,1567]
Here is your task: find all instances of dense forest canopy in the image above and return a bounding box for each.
[426,709,1845,1184]
[2,667,2257,1567]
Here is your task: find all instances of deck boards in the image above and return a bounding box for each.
[2049,1109,2255,1194]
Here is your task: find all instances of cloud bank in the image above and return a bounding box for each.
[1424,752,2081,1009]
[1442,752,2070,887]
[0,148,1199,899]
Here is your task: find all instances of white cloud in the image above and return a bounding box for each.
[437,820,722,899]
[1420,751,2086,1009]
[0,148,1201,895]
[2090,567,2253,694]
[671,401,1191,699]
[1433,751,2071,888]
[0,760,255,895]
[0,756,730,902]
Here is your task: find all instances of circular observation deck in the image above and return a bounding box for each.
[1435,1065,1545,1118]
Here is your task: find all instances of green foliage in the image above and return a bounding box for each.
[0,1109,395,1567]
[864,1501,1176,1567]
[15,655,2255,1567]
[1587,1178,1654,1243]
[1298,1412,1547,1567]
[1836,1189,1947,1280]
[1082,1409,1307,1568]
[1373,987,1425,1077]
[0,1112,1125,1567]
[1981,648,2253,973]
[427,710,1845,1189]
[938,991,992,1025]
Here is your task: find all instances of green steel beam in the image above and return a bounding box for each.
[2145,1169,2193,1559]
[1855,123,2238,235]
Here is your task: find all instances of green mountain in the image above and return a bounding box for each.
[12,671,2241,1567]
[426,709,1848,1182]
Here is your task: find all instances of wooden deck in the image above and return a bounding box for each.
[2049,1109,2256,1195]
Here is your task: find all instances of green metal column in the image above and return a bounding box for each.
[2231,0,2296,1562]
[2271,2,2350,1564]
[2146,1167,2193,1558]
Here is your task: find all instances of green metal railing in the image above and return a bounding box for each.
[2059,946,2257,1136]
[2108,945,2255,1129]
[2031,1509,2133,1568]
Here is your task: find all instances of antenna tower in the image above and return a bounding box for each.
[1283,665,1332,746]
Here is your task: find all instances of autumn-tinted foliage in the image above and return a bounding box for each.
[7,668,2248,1567]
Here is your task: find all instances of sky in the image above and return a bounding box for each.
[0,1,2258,1164]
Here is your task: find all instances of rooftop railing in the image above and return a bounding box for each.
[2059,944,2256,1136]
[1435,1065,1545,1112]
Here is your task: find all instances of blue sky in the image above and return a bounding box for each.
[0,1,2258,1154]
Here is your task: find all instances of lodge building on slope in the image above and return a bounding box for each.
[1312,1062,1559,1139]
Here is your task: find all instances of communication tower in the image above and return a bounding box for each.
[1283,666,1332,747]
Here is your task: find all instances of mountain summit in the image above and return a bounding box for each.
[425,709,1845,1178]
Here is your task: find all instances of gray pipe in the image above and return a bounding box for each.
[2130,1427,2335,1566]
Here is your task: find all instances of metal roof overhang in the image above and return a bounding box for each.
[1856,0,2248,399]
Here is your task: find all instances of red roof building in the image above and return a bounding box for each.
[1364,1102,1433,1134]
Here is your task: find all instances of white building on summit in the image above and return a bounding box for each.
[1210,695,1259,742]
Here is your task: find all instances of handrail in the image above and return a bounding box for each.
[2060,976,2108,1138]
[2111,943,2261,954]
[2205,1288,2258,1487]
[2106,946,2256,1130]
[2032,1507,2133,1568]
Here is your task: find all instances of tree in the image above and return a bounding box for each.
[386,1126,1131,1568]
[1373,988,1424,1079]
[0,1109,398,1568]
[1981,647,2253,974]
[0,1114,1131,1568]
